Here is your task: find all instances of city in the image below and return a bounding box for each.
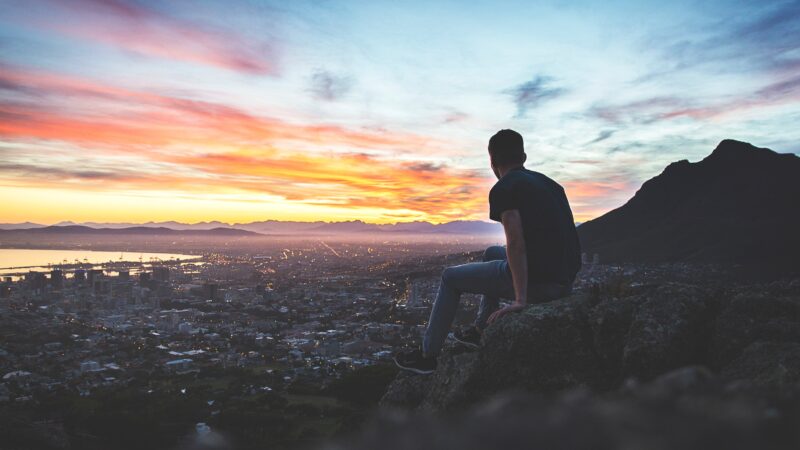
[0,234,765,449]
[0,237,506,449]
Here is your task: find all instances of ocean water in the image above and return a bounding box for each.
[0,248,199,275]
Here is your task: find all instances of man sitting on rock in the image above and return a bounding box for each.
[395,129,581,374]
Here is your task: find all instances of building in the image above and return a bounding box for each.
[26,271,47,292]
[202,283,219,301]
[87,269,104,285]
[50,269,63,289]
[152,267,170,282]
[165,358,193,373]
[80,361,101,373]
[73,269,86,283]
[139,272,151,285]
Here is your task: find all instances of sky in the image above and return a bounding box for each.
[0,0,798,225]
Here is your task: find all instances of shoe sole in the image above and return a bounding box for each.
[393,357,434,375]
[452,334,480,349]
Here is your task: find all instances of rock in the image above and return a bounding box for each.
[621,283,711,380]
[628,365,715,400]
[712,290,800,367]
[587,293,645,386]
[381,281,800,412]
[380,371,433,409]
[721,341,800,387]
[421,294,602,410]
[337,366,800,450]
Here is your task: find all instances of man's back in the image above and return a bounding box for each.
[489,167,581,284]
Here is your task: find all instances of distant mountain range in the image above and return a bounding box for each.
[0,220,503,235]
[0,225,260,236]
[577,139,800,265]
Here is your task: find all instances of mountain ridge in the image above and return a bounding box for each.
[577,139,800,265]
[0,225,260,236]
[0,219,503,235]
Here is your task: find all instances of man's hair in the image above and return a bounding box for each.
[488,129,525,165]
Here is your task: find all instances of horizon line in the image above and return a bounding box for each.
[0,218,508,227]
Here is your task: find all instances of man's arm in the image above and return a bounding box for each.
[487,209,528,324]
[502,209,528,303]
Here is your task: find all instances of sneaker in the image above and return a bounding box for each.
[393,348,436,375]
[452,325,482,349]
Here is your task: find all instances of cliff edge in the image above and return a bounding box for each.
[381,280,800,411]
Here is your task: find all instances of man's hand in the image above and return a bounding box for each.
[487,302,525,324]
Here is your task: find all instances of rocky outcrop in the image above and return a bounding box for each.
[621,284,712,379]
[343,366,800,450]
[711,282,800,368]
[381,280,800,411]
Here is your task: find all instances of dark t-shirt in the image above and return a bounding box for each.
[489,167,581,284]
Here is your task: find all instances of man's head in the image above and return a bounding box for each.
[488,129,526,179]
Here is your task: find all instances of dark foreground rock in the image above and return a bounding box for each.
[333,367,800,450]
[381,279,800,411]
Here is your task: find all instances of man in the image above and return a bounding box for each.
[395,129,581,374]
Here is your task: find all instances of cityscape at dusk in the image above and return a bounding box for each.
[1,0,798,225]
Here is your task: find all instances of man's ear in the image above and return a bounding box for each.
[521,153,527,164]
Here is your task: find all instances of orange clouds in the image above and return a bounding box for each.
[0,63,623,225]
[562,180,635,222]
[0,64,492,223]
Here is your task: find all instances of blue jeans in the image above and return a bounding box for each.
[422,245,573,355]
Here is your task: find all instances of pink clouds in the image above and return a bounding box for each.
[591,73,800,124]
[0,65,437,151]
[19,0,277,75]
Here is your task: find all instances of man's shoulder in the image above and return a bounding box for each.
[521,168,565,192]
[495,168,558,189]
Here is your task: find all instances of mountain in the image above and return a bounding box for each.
[306,220,502,234]
[0,220,502,235]
[434,220,502,234]
[0,222,44,230]
[577,139,800,265]
[52,221,232,230]
[233,220,327,233]
[0,220,503,235]
[0,225,259,236]
[309,220,383,233]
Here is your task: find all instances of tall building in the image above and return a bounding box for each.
[405,278,421,308]
[152,267,170,282]
[87,269,104,285]
[139,272,151,285]
[27,271,47,292]
[50,269,63,289]
[73,269,86,284]
[202,283,219,301]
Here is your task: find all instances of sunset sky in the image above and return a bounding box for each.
[1,0,798,225]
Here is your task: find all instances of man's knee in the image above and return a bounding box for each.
[441,266,458,283]
[483,245,505,262]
